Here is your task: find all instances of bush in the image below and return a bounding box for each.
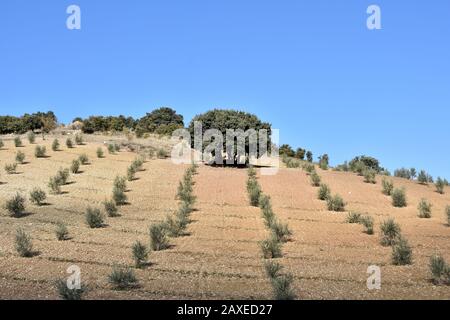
[447,206,450,226]
[27,132,36,144]
[157,148,168,159]
[52,139,60,151]
[346,212,362,224]
[381,178,394,196]
[56,168,70,185]
[29,188,46,206]
[417,198,432,218]
[34,145,47,158]
[259,194,275,228]
[78,154,89,165]
[5,193,26,217]
[271,273,296,300]
[14,136,23,147]
[391,188,407,208]
[429,254,450,285]
[75,134,83,145]
[326,194,346,212]
[15,151,25,164]
[164,214,188,238]
[380,218,401,246]
[104,199,119,217]
[360,215,374,235]
[114,144,121,152]
[0,139,4,149]
[132,241,149,268]
[303,163,315,174]
[417,170,429,185]
[318,154,329,170]
[392,236,413,265]
[48,176,62,194]
[149,223,170,251]
[108,265,139,290]
[353,161,367,176]
[55,279,86,300]
[66,138,73,148]
[260,235,282,259]
[113,187,127,206]
[264,260,283,279]
[71,159,80,174]
[114,176,127,192]
[310,171,321,187]
[270,221,292,243]
[15,229,33,257]
[5,163,17,174]
[55,222,69,241]
[127,165,136,181]
[435,177,445,194]
[363,168,376,184]
[85,207,105,228]
[317,184,331,201]
[247,178,261,207]
[96,147,104,158]
[108,144,115,154]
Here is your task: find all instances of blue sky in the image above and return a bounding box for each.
[1,1,449,178]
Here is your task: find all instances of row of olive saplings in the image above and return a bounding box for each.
[246,167,296,300]
[307,165,450,286]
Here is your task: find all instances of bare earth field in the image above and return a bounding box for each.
[0,135,449,300]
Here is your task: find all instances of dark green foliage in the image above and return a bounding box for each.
[52,139,60,151]
[392,188,407,208]
[392,237,413,265]
[417,198,432,218]
[55,222,69,241]
[353,161,367,176]
[429,254,450,285]
[137,107,184,135]
[85,207,105,228]
[317,184,331,201]
[15,228,33,257]
[295,148,306,160]
[279,144,295,157]
[132,241,149,268]
[66,138,73,148]
[108,265,139,290]
[164,214,188,237]
[71,159,80,174]
[346,212,362,224]
[149,223,170,251]
[0,112,57,135]
[104,199,119,217]
[326,194,346,212]
[5,193,26,217]
[349,155,382,173]
[114,176,127,192]
[381,178,394,196]
[259,195,275,228]
[55,279,86,300]
[306,151,313,162]
[380,218,401,246]
[260,235,282,259]
[81,115,136,134]
[108,144,116,154]
[29,188,46,206]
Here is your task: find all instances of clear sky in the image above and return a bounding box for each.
[1,0,449,178]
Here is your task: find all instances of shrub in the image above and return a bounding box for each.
[132,241,149,268]
[127,165,136,181]
[360,215,374,235]
[0,139,4,149]
[380,218,401,246]
[157,148,168,159]
[104,199,119,217]
[15,229,33,257]
[27,132,36,144]
[55,222,69,241]
[346,212,362,224]
[270,221,292,243]
[391,188,407,208]
[56,168,70,185]
[113,186,127,205]
[429,254,450,285]
[259,194,275,227]
[66,138,73,148]
[78,154,89,165]
[108,265,138,290]
[417,170,429,185]
[447,206,450,226]
[85,207,104,228]
[5,163,17,174]
[303,163,315,174]
[381,178,394,196]
[363,168,376,184]
[435,177,445,194]
[164,214,188,237]
[52,139,60,151]
[29,188,46,206]
[260,235,282,259]
[392,236,413,265]
[34,145,47,158]
[55,279,86,300]
[326,194,346,212]
[149,223,170,251]
[317,184,331,201]
[71,159,80,174]
[107,144,115,154]
[5,193,26,217]
[417,198,432,218]
[310,171,321,187]
[353,161,367,176]
[318,154,329,170]
[14,136,23,147]
[48,176,62,194]
[75,134,83,145]
[247,178,261,207]
[96,147,104,158]
[15,151,25,164]
[264,260,283,279]
[114,176,127,192]
[271,273,296,300]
